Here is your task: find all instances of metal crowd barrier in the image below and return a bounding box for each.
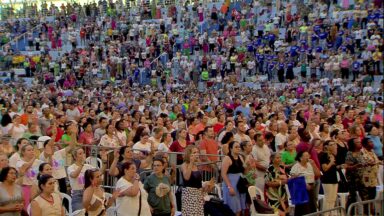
[304,207,346,216]
[347,198,384,216]
[27,139,224,190]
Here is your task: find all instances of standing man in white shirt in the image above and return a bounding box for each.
[251,133,271,192]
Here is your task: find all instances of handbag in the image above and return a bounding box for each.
[252,198,275,214]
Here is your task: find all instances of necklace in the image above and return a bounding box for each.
[40,194,54,205]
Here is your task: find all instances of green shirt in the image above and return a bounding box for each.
[61,134,72,147]
[281,150,296,166]
[144,174,171,215]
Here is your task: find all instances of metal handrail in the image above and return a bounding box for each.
[347,198,384,216]
[304,206,346,216]
[1,23,42,52]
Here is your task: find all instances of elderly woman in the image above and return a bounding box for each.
[290,151,321,216]
[265,153,289,215]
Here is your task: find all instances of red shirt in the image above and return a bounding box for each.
[46,126,64,142]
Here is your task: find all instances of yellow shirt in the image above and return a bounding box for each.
[373,51,382,62]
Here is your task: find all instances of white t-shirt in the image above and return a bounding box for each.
[275,133,288,152]
[5,124,27,140]
[157,142,171,152]
[290,162,315,184]
[67,163,94,191]
[115,178,151,216]
[8,152,20,168]
[319,78,329,87]
[16,159,43,185]
[132,141,151,153]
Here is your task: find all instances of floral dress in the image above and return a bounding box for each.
[265,165,288,211]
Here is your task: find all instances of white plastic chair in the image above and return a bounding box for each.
[248,186,278,216]
[214,183,223,200]
[85,156,102,168]
[60,192,73,215]
[378,165,383,186]
[69,209,85,216]
[106,206,117,216]
[27,204,31,215]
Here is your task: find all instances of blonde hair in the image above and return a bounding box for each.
[183,145,198,164]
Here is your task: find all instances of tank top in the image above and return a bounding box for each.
[183,170,202,188]
[87,193,106,216]
[33,193,62,216]
[227,155,245,174]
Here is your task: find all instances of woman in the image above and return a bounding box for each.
[37,163,59,193]
[109,146,151,177]
[319,123,330,141]
[181,145,214,216]
[0,153,9,171]
[290,151,321,216]
[5,115,27,141]
[240,141,256,186]
[99,123,123,148]
[30,174,64,216]
[330,115,344,132]
[133,132,153,154]
[144,158,175,216]
[281,141,297,169]
[169,129,190,165]
[157,133,173,153]
[221,141,246,216]
[359,137,380,201]
[265,153,288,215]
[319,140,338,213]
[115,120,128,146]
[83,169,118,216]
[116,162,151,216]
[67,147,97,211]
[78,122,94,155]
[0,167,24,216]
[15,144,43,209]
[220,131,234,156]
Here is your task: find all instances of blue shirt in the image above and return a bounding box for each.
[367,135,383,157]
[234,105,250,119]
[352,61,361,70]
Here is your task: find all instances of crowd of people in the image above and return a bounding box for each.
[0,0,383,216]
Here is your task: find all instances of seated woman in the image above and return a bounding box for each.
[83,169,119,216]
[30,174,65,216]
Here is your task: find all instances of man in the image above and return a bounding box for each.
[149,127,163,150]
[39,108,51,136]
[199,126,219,178]
[94,117,108,141]
[251,133,271,192]
[234,121,251,143]
[66,101,80,122]
[20,105,35,125]
[275,122,288,152]
[234,98,251,120]
[342,109,355,129]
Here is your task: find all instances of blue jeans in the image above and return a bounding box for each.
[72,190,84,211]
